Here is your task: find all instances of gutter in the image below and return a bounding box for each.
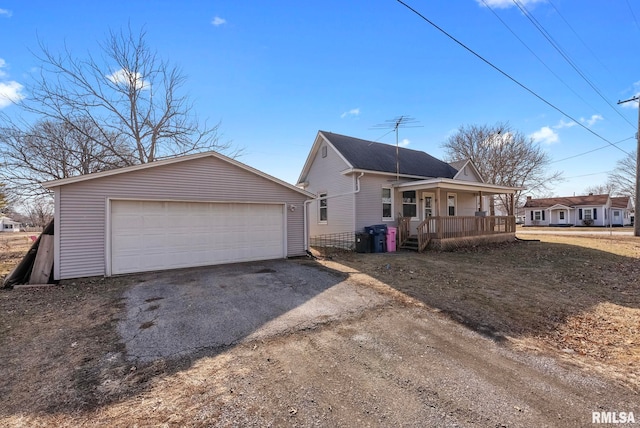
[303,172,364,251]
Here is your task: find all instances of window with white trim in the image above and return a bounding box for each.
[402,191,417,218]
[534,211,542,221]
[447,193,456,216]
[584,209,592,220]
[382,188,393,220]
[318,192,327,223]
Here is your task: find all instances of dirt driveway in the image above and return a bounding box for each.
[1,255,638,427]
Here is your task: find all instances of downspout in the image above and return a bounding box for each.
[303,172,364,251]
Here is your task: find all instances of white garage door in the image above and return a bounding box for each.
[110,200,285,275]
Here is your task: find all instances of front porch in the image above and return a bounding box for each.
[397,215,516,251]
[393,178,519,252]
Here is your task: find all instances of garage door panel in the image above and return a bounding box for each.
[111,201,285,275]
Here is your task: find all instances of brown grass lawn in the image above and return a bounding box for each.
[0,232,38,278]
[332,233,640,391]
[0,232,639,425]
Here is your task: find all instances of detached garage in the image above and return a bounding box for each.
[43,151,312,280]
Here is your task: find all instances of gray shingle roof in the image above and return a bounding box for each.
[320,131,457,179]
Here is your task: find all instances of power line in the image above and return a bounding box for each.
[549,137,635,164]
[480,0,601,115]
[547,0,619,85]
[512,0,636,130]
[625,0,640,34]
[395,0,630,156]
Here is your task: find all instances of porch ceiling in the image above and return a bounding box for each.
[394,178,520,195]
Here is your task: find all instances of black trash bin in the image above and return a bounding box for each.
[355,232,371,253]
[365,224,388,253]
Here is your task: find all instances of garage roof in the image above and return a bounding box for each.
[42,150,312,197]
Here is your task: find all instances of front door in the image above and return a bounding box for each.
[422,192,435,220]
[559,210,567,224]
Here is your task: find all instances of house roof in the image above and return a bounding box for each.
[42,150,313,197]
[611,196,631,209]
[523,194,609,208]
[318,131,458,179]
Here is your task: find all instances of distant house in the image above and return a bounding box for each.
[297,131,521,251]
[522,194,633,227]
[0,217,21,232]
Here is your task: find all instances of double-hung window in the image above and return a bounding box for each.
[447,193,456,216]
[318,192,328,223]
[402,191,417,218]
[382,188,393,220]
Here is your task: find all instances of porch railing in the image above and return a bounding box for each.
[397,217,411,248]
[417,216,516,251]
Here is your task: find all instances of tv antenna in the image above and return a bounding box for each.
[372,116,421,181]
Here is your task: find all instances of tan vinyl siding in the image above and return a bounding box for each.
[456,193,477,216]
[56,156,307,279]
[304,143,355,237]
[354,174,396,231]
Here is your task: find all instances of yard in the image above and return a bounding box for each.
[0,232,638,426]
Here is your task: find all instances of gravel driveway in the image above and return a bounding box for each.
[114,258,638,427]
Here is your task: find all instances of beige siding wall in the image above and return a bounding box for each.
[455,166,483,182]
[355,174,396,231]
[304,143,355,237]
[55,156,308,279]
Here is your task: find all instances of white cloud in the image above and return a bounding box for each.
[0,8,12,17]
[581,114,603,127]
[0,58,6,78]
[0,81,25,108]
[476,0,545,8]
[529,126,558,145]
[106,68,149,90]
[211,16,226,26]
[398,138,410,147]
[340,108,360,119]
[553,118,577,129]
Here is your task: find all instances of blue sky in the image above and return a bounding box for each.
[1,0,639,197]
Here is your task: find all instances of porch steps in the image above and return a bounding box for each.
[400,236,420,251]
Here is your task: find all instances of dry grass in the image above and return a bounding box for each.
[333,233,640,391]
[0,232,38,278]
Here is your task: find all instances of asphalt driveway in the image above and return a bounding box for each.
[117,259,393,361]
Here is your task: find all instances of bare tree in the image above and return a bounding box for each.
[607,149,636,203]
[24,197,54,228]
[1,118,134,195]
[4,26,228,170]
[583,183,617,196]
[0,182,8,213]
[442,122,563,215]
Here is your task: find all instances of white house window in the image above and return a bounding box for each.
[321,146,327,158]
[614,211,620,218]
[318,192,328,223]
[382,188,393,220]
[534,211,542,221]
[559,211,565,220]
[402,191,417,218]
[584,209,592,220]
[447,193,456,216]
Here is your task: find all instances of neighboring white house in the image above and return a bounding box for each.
[522,194,633,227]
[0,217,21,232]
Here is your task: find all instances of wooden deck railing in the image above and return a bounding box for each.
[416,216,516,251]
[397,217,411,248]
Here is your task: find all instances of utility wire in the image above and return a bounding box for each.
[549,136,635,164]
[547,0,619,86]
[625,0,640,35]
[480,0,600,115]
[395,0,630,156]
[512,0,636,130]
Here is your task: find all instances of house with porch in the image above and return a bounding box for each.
[522,194,633,227]
[297,131,520,251]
